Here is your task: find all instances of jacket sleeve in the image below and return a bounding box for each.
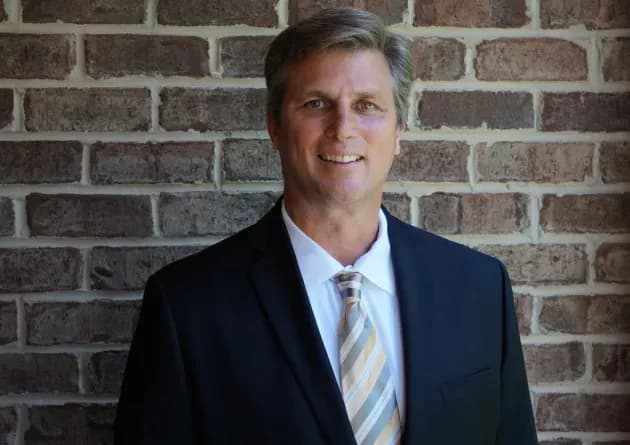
[114,275,197,445]
[494,260,538,444]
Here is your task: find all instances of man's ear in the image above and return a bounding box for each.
[266,113,279,150]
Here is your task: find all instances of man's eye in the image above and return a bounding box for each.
[305,99,325,109]
[357,101,376,111]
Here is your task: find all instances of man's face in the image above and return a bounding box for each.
[267,49,402,210]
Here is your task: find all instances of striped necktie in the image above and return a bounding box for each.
[334,271,401,445]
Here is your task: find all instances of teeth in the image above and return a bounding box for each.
[320,154,361,163]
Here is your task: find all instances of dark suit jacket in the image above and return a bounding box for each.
[114,201,538,444]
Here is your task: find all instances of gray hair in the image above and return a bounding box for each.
[264,8,413,127]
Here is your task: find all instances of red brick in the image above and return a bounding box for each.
[418,193,528,234]
[90,142,214,184]
[476,142,593,183]
[593,344,630,382]
[159,192,278,236]
[514,293,532,335]
[0,89,12,129]
[417,91,533,129]
[85,351,128,394]
[160,88,266,131]
[25,404,115,445]
[0,353,78,394]
[603,38,630,81]
[0,197,13,236]
[523,343,585,383]
[220,36,273,78]
[0,301,16,345]
[536,393,630,431]
[0,248,82,292]
[596,243,630,283]
[27,194,152,238]
[0,408,17,444]
[26,301,140,345]
[90,246,202,290]
[542,93,630,132]
[475,38,587,81]
[290,0,406,25]
[478,244,587,285]
[23,0,144,23]
[414,0,528,27]
[158,0,277,26]
[0,34,75,79]
[86,35,209,79]
[222,139,281,181]
[389,141,468,182]
[383,193,411,223]
[539,295,630,334]
[541,0,630,29]
[0,141,82,184]
[24,88,150,132]
[601,141,630,183]
[410,38,465,81]
[541,194,630,233]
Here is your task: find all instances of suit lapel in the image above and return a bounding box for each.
[249,203,356,444]
[387,212,435,444]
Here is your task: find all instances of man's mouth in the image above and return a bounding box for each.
[318,154,364,164]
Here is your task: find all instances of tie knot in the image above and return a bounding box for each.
[333,271,363,300]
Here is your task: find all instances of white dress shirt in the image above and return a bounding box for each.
[281,203,406,423]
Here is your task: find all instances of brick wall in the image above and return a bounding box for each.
[0,0,629,443]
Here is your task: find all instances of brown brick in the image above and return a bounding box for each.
[86,35,209,79]
[220,36,272,78]
[0,301,16,345]
[0,248,82,292]
[0,353,77,394]
[410,38,465,81]
[389,141,468,182]
[85,351,128,394]
[159,192,278,236]
[25,404,115,445]
[603,38,630,81]
[475,38,587,81]
[419,193,528,234]
[90,246,203,291]
[541,0,630,29]
[0,89,12,129]
[158,0,277,26]
[537,393,630,431]
[476,142,593,183]
[523,343,585,383]
[24,88,150,132]
[382,193,411,223]
[541,194,630,233]
[290,0,406,25]
[601,141,630,183]
[160,88,266,132]
[596,243,630,283]
[478,244,587,285]
[0,141,82,184]
[23,0,144,23]
[542,93,630,132]
[26,301,140,345]
[90,142,214,185]
[414,0,528,27]
[514,293,532,335]
[593,344,630,382]
[0,34,75,79]
[222,139,281,181]
[417,91,533,129]
[0,198,13,236]
[0,407,17,445]
[27,194,152,238]
[539,295,630,334]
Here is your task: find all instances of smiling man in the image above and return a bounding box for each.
[115,8,538,445]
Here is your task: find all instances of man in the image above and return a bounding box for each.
[115,8,538,444]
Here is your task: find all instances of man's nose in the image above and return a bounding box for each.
[327,105,358,140]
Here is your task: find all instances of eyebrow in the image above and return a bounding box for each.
[297,89,384,100]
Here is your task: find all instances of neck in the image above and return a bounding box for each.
[283,195,382,266]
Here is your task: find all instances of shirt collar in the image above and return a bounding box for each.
[281,202,396,296]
